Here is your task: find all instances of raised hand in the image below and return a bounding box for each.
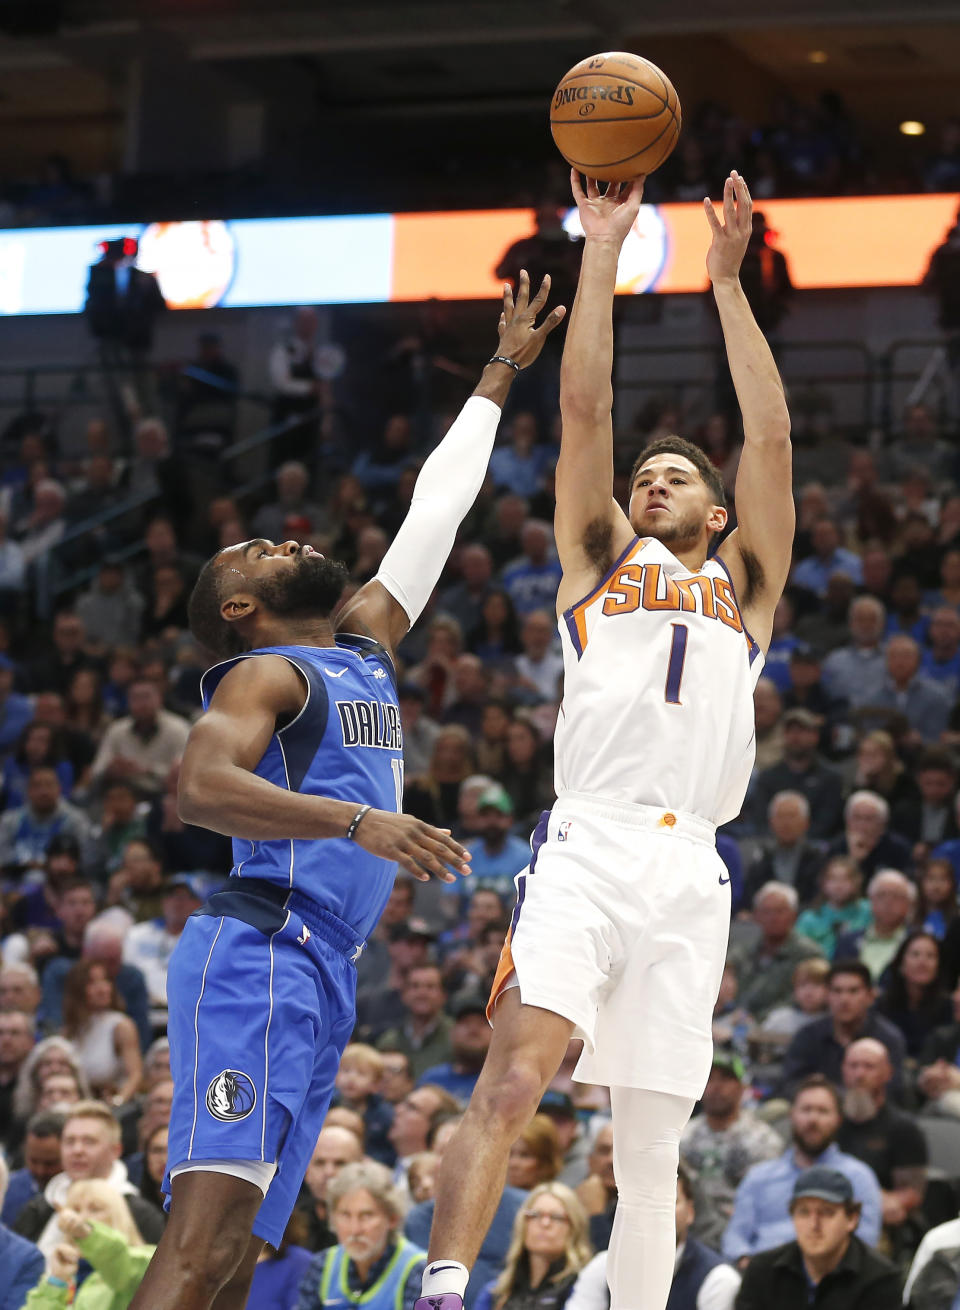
[496,269,566,369]
[49,1242,80,1283]
[570,168,644,247]
[58,1207,92,1243]
[704,170,752,285]
[353,809,472,883]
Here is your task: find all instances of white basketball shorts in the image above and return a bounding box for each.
[487,791,731,1099]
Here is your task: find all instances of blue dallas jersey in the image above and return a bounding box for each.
[199,633,403,941]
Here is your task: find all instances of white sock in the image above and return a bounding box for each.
[420,1259,470,1300]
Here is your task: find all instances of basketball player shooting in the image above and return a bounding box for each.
[417,170,793,1310]
[128,274,565,1310]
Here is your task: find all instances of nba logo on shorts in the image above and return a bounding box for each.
[557,821,572,842]
[205,1069,257,1122]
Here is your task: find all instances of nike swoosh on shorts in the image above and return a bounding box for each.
[719,874,731,885]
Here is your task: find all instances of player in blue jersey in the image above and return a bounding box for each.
[128,274,565,1310]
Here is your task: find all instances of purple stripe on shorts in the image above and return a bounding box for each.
[510,809,551,936]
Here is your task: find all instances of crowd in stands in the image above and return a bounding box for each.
[5,299,960,1309]
[3,97,959,229]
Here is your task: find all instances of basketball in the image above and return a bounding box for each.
[550,51,681,183]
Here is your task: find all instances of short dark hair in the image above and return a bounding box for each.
[188,553,243,660]
[793,1074,842,1114]
[26,1110,65,1138]
[916,746,957,777]
[677,1161,694,1203]
[630,437,727,509]
[828,960,873,991]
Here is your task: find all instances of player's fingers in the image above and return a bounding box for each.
[536,305,567,336]
[586,175,601,200]
[702,197,722,233]
[723,175,736,226]
[515,268,530,312]
[502,280,514,321]
[411,842,458,882]
[396,851,430,882]
[528,272,552,316]
[419,835,469,876]
[570,166,585,203]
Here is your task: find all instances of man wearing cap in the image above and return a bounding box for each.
[733,1167,900,1308]
[356,918,436,1040]
[122,876,204,1034]
[375,965,454,1081]
[681,1052,782,1233]
[418,994,492,1104]
[723,1074,882,1262]
[749,709,844,840]
[538,1091,591,1187]
[460,786,531,897]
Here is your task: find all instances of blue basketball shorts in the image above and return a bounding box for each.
[163,886,359,1247]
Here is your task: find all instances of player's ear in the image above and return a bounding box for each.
[220,592,257,625]
[707,504,728,535]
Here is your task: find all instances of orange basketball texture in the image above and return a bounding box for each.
[550,52,681,183]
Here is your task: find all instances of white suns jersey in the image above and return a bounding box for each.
[554,535,764,826]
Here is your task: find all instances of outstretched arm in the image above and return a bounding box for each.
[555,171,642,606]
[339,273,564,650]
[710,172,794,649]
[177,656,470,882]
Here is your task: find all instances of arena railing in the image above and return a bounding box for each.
[613,339,876,435]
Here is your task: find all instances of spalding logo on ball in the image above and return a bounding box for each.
[551,51,681,182]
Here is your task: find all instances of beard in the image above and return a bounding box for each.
[252,553,348,619]
[842,1088,877,1123]
[634,506,704,549]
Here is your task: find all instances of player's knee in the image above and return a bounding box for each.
[164,1209,252,1294]
[472,1061,544,1133]
[615,1135,680,1205]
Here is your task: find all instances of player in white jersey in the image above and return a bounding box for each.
[416,171,793,1310]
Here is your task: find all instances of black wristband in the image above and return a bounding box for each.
[346,804,372,841]
[488,355,520,374]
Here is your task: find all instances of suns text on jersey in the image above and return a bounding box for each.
[336,699,403,750]
[601,562,743,628]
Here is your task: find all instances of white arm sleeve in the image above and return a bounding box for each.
[375,394,502,625]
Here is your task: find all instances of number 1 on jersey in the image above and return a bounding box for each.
[665,623,688,705]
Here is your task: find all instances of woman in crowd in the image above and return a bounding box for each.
[474,1182,591,1310]
[137,1123,167,1214]
[61,961,142,1105]
[64,668,112,745]
[843,730,917,808]
[469,589,522,667]
[404,726,475,831]
[25,1179,154,1309]
[915,858,959,940]
[2,722,74,807]
[294,1160,425,1310]
[507,1115,563,1191]
[499,717,554,832]
[876,930,953,1059]
[13,1037,91,1126]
